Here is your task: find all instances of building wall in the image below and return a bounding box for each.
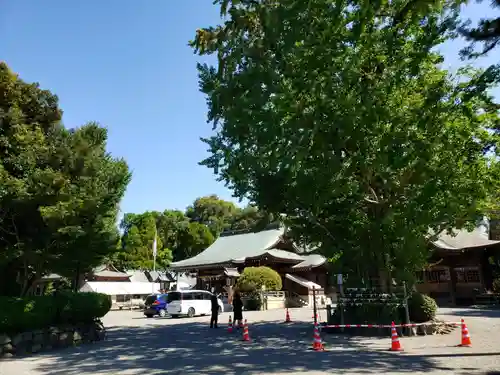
[416,251,485,304]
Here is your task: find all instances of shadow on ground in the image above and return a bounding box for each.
[10,320,498,375]
[439,308,500,319]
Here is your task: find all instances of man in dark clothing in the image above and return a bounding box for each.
[210,293,219,328]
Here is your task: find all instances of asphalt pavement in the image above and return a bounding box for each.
[1,307,499,375]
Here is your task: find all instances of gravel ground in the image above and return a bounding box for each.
[1,307,499,375]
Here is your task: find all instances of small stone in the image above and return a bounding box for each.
[0,334,11,346]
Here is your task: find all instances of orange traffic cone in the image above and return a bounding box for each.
[389,322,403,351]
[227,315,233,333]
[242,319,250,342]
[285,308,291,323]
[312,323,324,351]
[458,318,472,347]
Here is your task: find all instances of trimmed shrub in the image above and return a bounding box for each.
[409,292,438,323]
[237,266,282,293]
[244,293,262,311]
[0,292,111,333]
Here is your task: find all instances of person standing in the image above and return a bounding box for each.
[232,291,243,328]
[210,293,219,328]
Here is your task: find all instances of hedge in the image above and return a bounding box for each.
[0,292,111,334]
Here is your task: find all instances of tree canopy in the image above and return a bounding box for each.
[115,195,276,268]
[191,0,500,283]
[459,0,500,57]
[0,62,131,296]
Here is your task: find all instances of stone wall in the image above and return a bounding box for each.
[0,320,106,358]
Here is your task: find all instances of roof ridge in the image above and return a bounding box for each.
[220,222,282,237]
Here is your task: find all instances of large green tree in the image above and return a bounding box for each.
[186,194,277,235]
[191,0,500,283]
[186,194,239,235]
[0,62,131,296]
[117,209,214,265]
[116,212,173,270]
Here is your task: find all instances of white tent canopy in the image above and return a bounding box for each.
[80,281,161,295]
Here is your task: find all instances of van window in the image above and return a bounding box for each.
[168,292,181,302]
[192,292,204,300]
[182,292,194,300]
[202,292,212,300]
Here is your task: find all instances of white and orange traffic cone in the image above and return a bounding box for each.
[389,322,403,351]
[285,308,291,323]
[242,319,250,342]
[312,322,324,351]
[227,315,233,333]
[458,318,472,347]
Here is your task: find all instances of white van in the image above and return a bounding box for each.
[166,290,224,318]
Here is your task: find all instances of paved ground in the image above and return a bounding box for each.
[1,307,499,375]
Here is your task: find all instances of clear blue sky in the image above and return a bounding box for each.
[1,1,498,218]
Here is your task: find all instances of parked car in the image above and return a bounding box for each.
[143,293,170,318]
[166,290,224,318]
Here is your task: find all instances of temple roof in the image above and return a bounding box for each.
[170,226,327,270]
[432,226,500,251]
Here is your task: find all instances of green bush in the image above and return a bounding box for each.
[244,293,262,311]
[0,292,111,333]
[409,292,438,323]
[237,266,282,292]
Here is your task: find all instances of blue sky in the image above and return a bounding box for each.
[1,1,499,218]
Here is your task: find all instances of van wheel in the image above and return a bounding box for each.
[187,307,195,318]
[159,309,167,318]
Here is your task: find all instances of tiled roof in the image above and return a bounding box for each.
[93,270,130,278]
[148,271,175,282]
[292,254,327,269]
[170,227,327,269]
[432,226,500,250]
[126,270,150,283]
[170,227,287,269]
